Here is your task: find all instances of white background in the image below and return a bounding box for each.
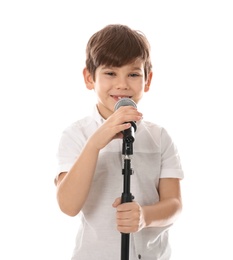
[0,0,233,259]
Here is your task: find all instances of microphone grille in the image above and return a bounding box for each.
[114,98,137,111]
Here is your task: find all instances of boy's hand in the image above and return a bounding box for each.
[89,106,142,150]
[112,197,146,233]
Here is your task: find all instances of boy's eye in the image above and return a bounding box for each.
[105,72,115,76]
[129,73,140,77]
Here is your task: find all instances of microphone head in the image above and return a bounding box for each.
[114,98,137,111]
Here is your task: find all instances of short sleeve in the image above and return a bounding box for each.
[160,128,184,179]
[55,126,83,182]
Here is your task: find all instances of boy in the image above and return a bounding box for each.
[55,24,183,259]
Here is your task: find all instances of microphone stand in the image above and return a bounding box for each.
[121,126,135,260]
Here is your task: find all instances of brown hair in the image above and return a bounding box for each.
[85,24,152,81]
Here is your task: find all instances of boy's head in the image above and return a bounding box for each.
[85,24,152,81]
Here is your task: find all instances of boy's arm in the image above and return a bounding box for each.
[143,178,182,227]
[56,139,100,216]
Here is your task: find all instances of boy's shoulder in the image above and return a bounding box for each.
[139,119,171,139]
[66,115,95,131]
[140,119,163,131]
[60,115,97,142]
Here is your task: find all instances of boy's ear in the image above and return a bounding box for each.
[144,71,153,92]
[83,68,94,90]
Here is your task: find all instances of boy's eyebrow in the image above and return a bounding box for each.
[101,65,143,71]
[131,67,143,71]
[101,66,113,69]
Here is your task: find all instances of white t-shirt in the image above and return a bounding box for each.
[56,106,184,260]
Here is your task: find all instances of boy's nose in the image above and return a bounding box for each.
[116,80,129,90]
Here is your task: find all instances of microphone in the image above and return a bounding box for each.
[114,98,137,143]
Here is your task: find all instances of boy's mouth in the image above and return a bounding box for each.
[111,95,132,101]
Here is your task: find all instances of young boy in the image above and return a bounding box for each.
[55,24,183,259]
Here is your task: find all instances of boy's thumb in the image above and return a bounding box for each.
[112,197,122,208]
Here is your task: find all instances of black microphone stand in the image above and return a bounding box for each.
[120,124,135,260]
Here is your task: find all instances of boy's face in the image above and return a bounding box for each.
[84,59,152,119]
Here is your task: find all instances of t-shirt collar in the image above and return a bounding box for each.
[92,104,105,125]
